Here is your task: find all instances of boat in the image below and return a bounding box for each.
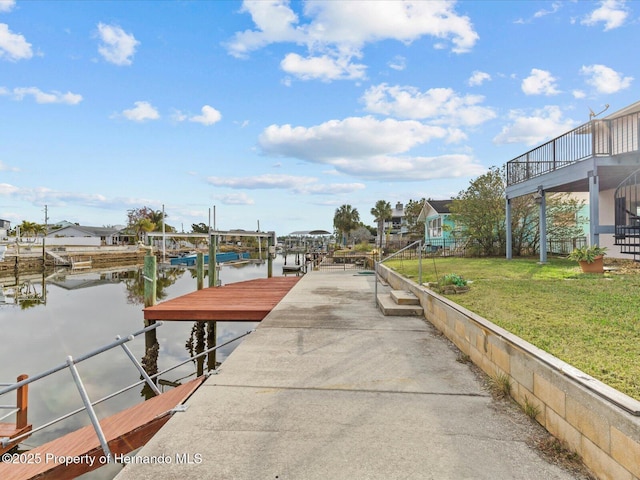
[170,251,250,266]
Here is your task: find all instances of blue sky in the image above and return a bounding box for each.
[0,0,638,235]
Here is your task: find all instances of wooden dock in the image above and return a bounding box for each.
[143,276,301,322]
[0,376,205,480]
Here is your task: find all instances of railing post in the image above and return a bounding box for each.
[66,356,112,462]
[15,374,28,430]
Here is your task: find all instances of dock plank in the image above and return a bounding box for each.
[143,277,301,322]
[0,376,205,480]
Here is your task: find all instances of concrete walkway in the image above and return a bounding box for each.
[115,271,584,480]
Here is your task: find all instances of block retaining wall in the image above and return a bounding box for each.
[377,264,640,480]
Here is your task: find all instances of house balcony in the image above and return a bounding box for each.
[503,102,640,260]
[506,110,640,195]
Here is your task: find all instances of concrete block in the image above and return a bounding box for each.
[611,426,640,478]
[581,436,633,480]
[534,373,566,417]
[566,395,610,452]
[545,407,582,455]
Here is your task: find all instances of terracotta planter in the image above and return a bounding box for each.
[579,255,604,273]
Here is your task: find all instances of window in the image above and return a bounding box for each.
[428,217,442,238]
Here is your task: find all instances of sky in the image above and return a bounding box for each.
[0,0,638,236]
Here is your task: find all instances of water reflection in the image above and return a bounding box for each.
[0,256,287,479]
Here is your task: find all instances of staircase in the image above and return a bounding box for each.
[377,290,424,316]
[614,169,640,260]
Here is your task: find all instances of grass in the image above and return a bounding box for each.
[385,256,640,401]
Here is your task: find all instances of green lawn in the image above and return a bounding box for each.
[385,256,640,401]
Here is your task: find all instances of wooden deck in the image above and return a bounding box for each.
[0,376,205,480]
[144,276,302,322]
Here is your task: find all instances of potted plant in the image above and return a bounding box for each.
[568,245,607,273]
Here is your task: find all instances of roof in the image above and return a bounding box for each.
[417,199,454,222]
[47,225,121,237]
[603,100,640,120]
[427,200,453,214]
[288,230,332,236]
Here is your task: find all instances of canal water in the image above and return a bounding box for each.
[0,255,294,479]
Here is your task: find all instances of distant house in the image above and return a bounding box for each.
[417,200,456,250]
[45,225,122,246]
[0,219,10,239]
[380,202,409,246]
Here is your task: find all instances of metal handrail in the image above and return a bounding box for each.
[0,323,253,457]
[374,240,423,306]
[0,322,162,397]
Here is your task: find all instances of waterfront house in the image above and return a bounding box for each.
[417,200,456,251]
[45,225,123,246]
[505,100,640,261]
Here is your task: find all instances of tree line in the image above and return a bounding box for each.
[333,166,585,256]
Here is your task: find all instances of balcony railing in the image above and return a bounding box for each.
[507,111,640,186]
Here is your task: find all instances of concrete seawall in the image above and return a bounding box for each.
[115,270,591,479]
[376,264,640,480]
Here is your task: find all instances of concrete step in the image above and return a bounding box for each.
[377,293,424,316]
[390,290,420,305]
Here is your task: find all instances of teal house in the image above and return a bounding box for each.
[417,200,457,251]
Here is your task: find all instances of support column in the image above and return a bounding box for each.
[208,233,218,288]
[589,172,600,246]
[506,197,512,260]
[538,191,547,264]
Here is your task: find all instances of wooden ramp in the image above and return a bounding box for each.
[144,276,302,322]
[0,376,205,480]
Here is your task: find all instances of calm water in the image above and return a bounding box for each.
[0,255,291,479]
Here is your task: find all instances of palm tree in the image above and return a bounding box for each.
[18,220,43,239]
[371,200,392,250]
[333,204,360,246]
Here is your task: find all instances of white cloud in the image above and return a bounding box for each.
[0,182,155,211]
[0,182,19,195]
[572,90,586,99]
[189,105,222,126]
[257,116,485,181]
[361,84,496,128]
[120,101,160,122]
[388,55,406,71]
[468,70,491,87]
[493,106,576,146]
[260,116,446,161]
[582,0,628,31]
[207,174,365,196]
[580,64,632,94]
[227,1,478,82]
[208,174,318,189]
[217,193,255,205]
[0,1,15,13]
[97,23,139,66]
[11,87,82,104]
[534,1,562,18]
[280,53,366,81]
[0,161,19,172]
[0,23,32,61]
[521,69,560,96]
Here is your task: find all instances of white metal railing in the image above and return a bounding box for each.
[0,323,253,461]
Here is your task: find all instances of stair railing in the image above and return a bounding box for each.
[374,240,423,306]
